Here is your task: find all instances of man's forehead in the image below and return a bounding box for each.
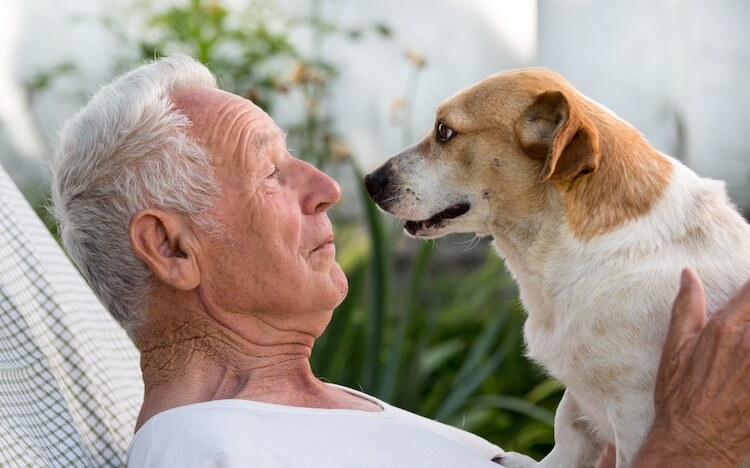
[170,88,285,168]
[252,131,287,151]
[171,88,252,119]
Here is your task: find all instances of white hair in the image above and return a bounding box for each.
[50,54,220,337]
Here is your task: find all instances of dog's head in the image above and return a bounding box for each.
[364,67,602,239]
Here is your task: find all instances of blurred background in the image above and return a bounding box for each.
[1,0,748,458]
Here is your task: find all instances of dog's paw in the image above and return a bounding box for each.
[494,451,537,468]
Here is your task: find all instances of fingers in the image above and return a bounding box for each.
[711,275,750,324]
[664,268,706,353]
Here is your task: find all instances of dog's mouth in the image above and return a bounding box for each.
[403,202,471,236]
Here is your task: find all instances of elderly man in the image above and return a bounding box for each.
[51,55,750,467]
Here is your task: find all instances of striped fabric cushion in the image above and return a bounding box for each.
[0,165,143,467]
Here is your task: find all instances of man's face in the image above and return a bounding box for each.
[173,88,347,336]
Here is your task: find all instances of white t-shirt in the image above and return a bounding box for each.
[127,384,504,467]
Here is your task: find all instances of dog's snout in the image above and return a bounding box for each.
[364,169,389,201]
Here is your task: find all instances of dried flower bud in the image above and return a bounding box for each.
[329,139,352,163]
[389,96,407,123]
[405,48,426,68]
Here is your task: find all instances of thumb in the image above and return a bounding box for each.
[664,268,707,352]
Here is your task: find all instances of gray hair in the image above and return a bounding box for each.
[50,54,221,337]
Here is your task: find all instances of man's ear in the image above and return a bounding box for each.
[514,90,601,182]
[129,209,200,290]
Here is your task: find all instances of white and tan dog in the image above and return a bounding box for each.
[364,68,750,467]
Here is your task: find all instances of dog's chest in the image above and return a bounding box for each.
[522,303,613,384]
[516,257,673,390]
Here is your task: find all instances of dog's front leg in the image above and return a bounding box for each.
[608,392,654,468]
[538,390,604,468]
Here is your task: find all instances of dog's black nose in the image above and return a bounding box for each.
[364,170,387,200]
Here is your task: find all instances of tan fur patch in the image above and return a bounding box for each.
[558,108,674,240]
[592,364,637,396]
[527,307,556,331]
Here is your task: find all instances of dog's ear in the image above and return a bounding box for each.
[515,90,601,182]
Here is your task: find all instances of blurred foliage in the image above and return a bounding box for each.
[103,0,390,168]
[40,0,562,459]
[26,61,77,95]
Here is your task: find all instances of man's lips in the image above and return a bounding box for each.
[311,235,335,253]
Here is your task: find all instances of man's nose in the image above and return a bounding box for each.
[303,162,341,214]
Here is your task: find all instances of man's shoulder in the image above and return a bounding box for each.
[127,394,505,467]
[127,400,278,467]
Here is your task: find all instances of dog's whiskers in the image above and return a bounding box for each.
[375,193,423,222]
[466,235,482,252]
[453,234,483,254]
[384,193,403,205]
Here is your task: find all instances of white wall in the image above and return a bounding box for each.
[0,0,116,191]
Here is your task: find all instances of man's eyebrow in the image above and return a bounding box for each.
[252,131,287,151]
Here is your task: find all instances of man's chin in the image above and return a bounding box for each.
[330,264,349,308]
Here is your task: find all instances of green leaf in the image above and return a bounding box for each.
[525,379,564,405]
[419,338,466,375]
[471,395,555,426]
[374,22,392,37]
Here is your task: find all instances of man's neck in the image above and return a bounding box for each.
[133,304,380,432]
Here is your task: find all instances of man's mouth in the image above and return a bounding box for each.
[311,235,334,253]
[403,202,470,235]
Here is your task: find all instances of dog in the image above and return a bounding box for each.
[364,67,750,467]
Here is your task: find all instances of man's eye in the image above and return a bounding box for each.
[262,167,280,187]
[436,121,455,142]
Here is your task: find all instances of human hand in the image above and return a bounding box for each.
[635,268,750,466]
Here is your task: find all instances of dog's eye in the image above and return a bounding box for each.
[436,121,455,142]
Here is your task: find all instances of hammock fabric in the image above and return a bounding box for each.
[0,165,142,467]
